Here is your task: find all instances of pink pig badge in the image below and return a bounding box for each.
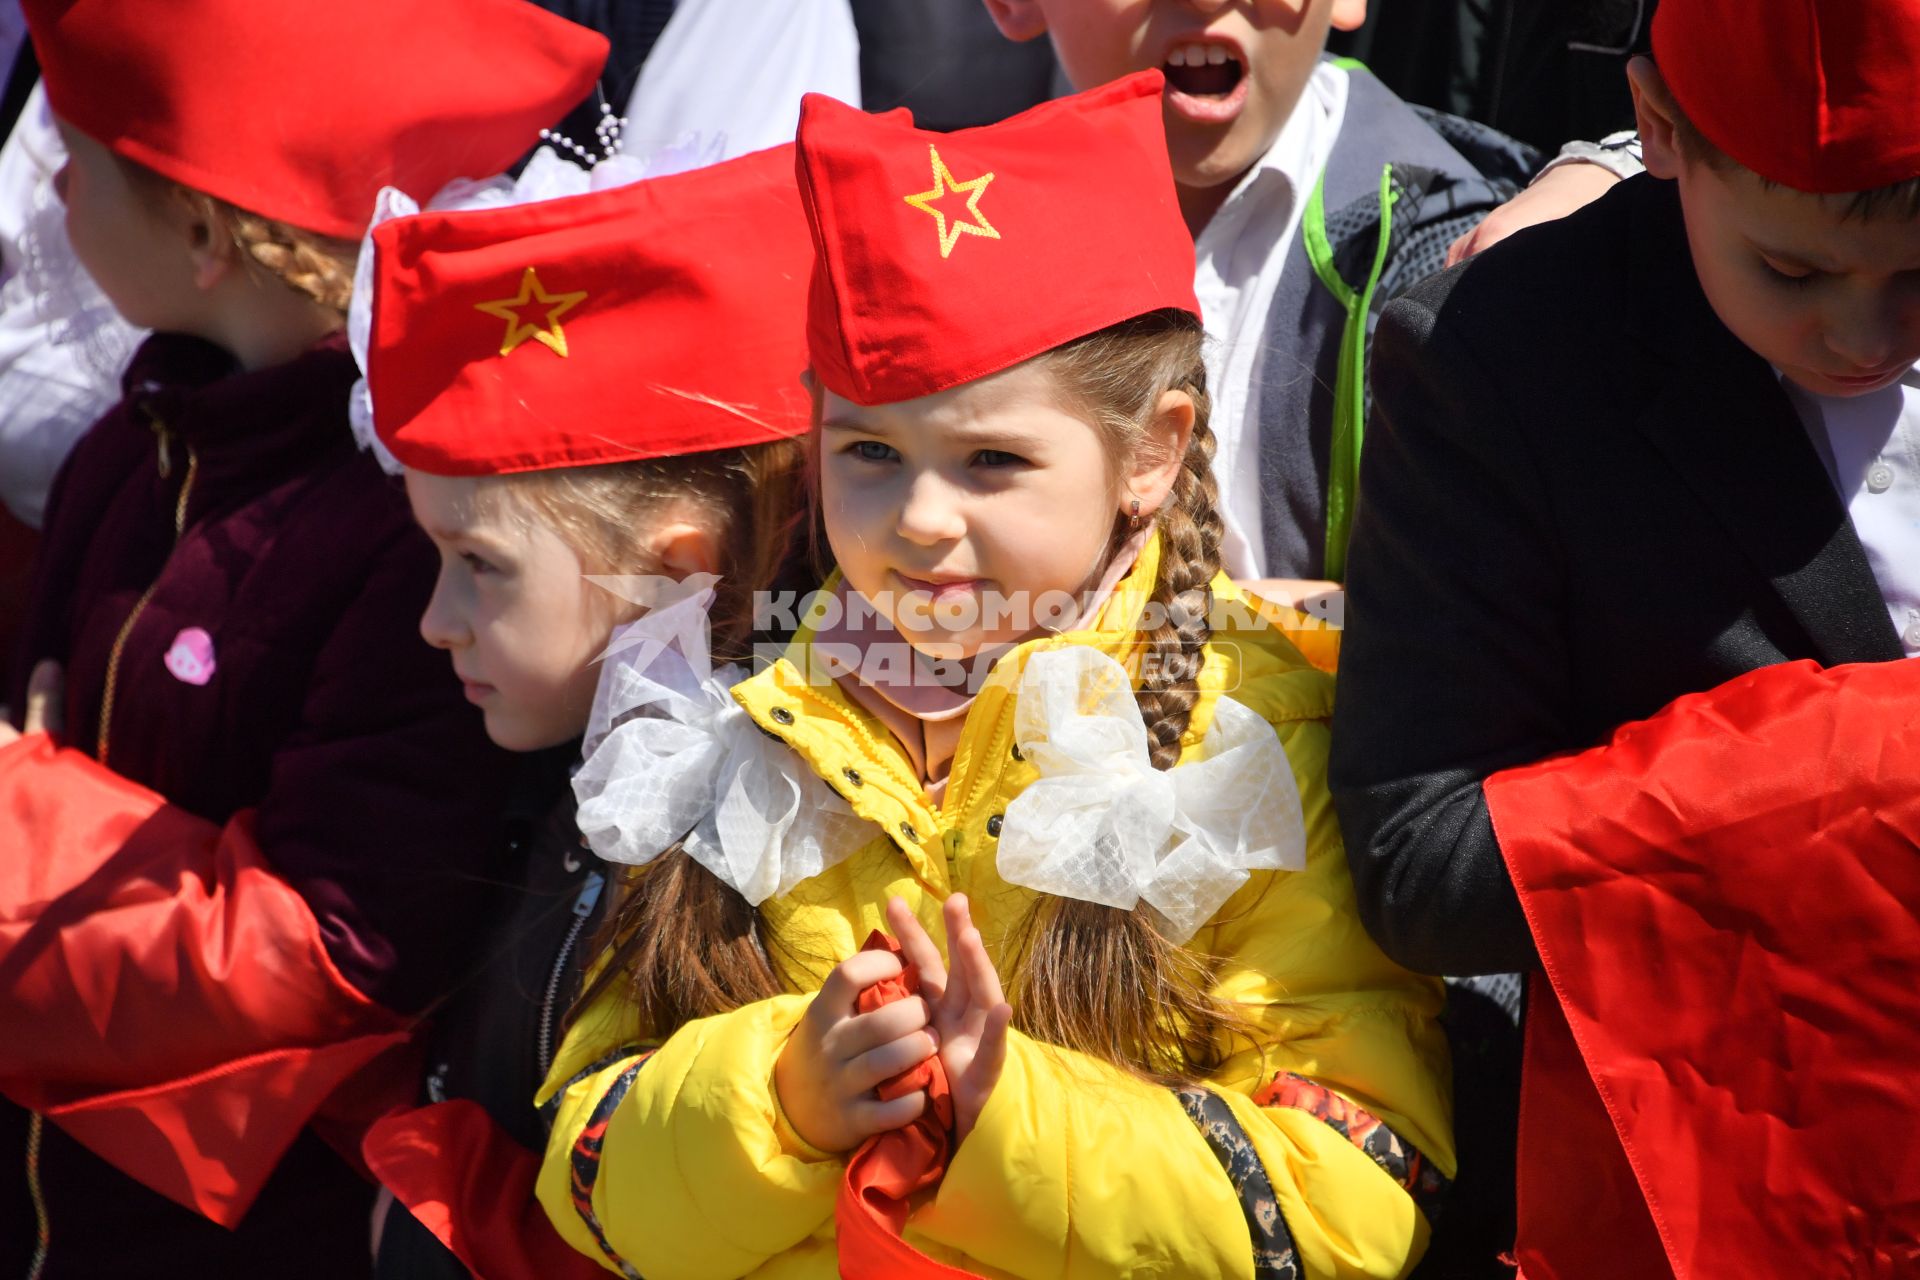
[163,627,217,686]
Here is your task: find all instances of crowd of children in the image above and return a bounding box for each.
[0,0,1914,1277]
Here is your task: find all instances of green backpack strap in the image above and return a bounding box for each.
[1301,119,1399,583]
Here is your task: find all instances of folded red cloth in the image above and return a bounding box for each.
[365,1099,608,1280]
[0,734,411,1226]
[1487,658,1920,1279]
[834,930,978,1279]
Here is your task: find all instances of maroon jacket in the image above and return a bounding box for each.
[0,334,515,1277]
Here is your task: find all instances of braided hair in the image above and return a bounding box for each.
[1009,308,1255,1084]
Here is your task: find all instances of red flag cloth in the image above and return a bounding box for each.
[0,733,412,1226]
[834,931,978,1280]
[364,1100,607,1280]
[1484,658,1920,1279]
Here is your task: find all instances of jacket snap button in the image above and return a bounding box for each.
[843,767,863,787]
[987,814,1003,838]
[899,822,920,844]
[770,707,795,725]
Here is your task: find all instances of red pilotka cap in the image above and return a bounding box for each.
[25,0,608,239]
[1653,0,1920,193]
[367,146,814,476]
[795,72,1200,406]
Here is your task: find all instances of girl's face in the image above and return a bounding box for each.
[406,471,614,752]
[53,117,201,332]
[818,359,1188,659]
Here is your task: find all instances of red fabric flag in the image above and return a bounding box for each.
[0,734,412,1226]
[364,1100,608,1280]
[835,931,978,1279]
[1485,658,1920,1278]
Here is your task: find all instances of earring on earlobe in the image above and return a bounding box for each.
[1128,498,1142,531]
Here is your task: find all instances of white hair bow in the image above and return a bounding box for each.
[571,582,871,904]
[995,646,1308,943]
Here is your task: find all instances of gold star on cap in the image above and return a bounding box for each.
[474,266,588,358]
[903,145,1000,260]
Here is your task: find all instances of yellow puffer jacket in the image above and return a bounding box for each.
[537,537,1453,1278]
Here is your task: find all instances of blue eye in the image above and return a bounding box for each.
[460,551,497,575]
[849,440,899,463]
[973,449,1027,468]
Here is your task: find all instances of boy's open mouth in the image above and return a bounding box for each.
[1163,40,1246,100]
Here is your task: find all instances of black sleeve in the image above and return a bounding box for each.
[1330,276,1578,976]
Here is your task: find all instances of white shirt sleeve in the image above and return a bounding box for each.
[621,0,862,161]
[0,83,147,528]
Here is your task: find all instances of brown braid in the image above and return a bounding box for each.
[114,157,358,314]
[212,204,358,313]
[1008,309,1255,1084]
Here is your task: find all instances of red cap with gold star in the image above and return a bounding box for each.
[366,145,814,476]
[25,0,608,239]
[796,73,1199,406]
[1653,0,1920,193]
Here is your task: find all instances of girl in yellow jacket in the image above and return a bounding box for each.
[537,74,1454,1279]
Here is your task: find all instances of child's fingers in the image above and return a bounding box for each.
[812,949,903,1022]
[22,660,63,737]
[944,895,1006,1018]
[827,994,931,1060]
[852,1088,927,1137]
[938,894,978,1012]
[955,921,1005,1011]
[975,1002,1013,1078]
[887,896,948,999]
[954,1003,1015,1145]
[846,1028,939,1094]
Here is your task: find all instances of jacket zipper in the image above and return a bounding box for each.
[29,424,198,1279]
[538,870,605,1082]
[95,430,199,766]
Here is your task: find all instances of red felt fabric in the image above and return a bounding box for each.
[364,1100,607,1280]
[1653,0,1920,192]
[368,145,814,475]
[795,74,1199,407]
[24,0,606,238]
[0,733,412,1226]
[835,931,978,1279]
[1486,657,1920,1278]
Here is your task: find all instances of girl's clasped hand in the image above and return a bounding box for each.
[0,659,63,749]
[774,893,1013,1154]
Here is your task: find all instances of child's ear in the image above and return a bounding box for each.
[180,206,239,292]
[648,518,724,580]
[1628,57,1683,181]
[1123,388,1196,522]
[982,0,1048,44]
[1329,0,1368,34]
